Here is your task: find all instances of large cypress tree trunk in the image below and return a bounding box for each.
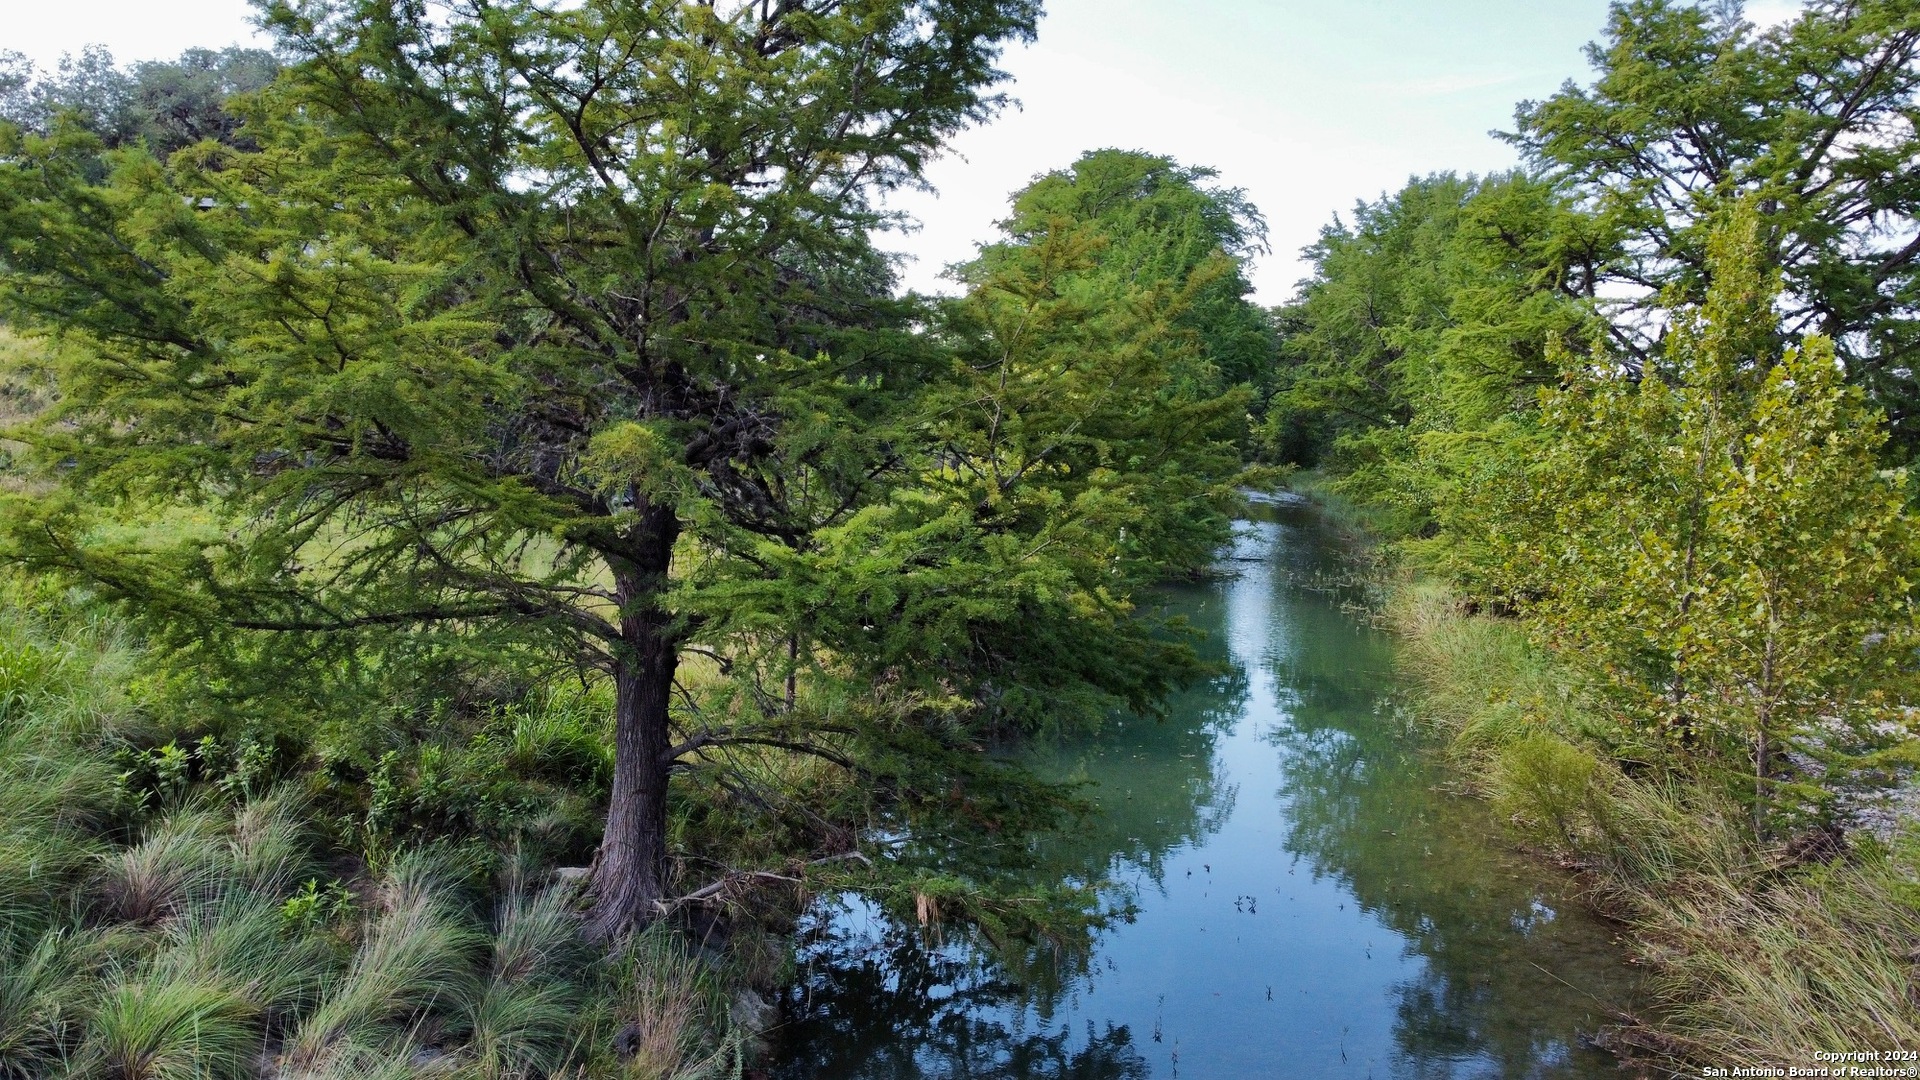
[585,502,680,941]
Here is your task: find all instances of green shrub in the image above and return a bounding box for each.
[352,698,610,866]
[1397,579,1920,1066]
[280,878,356,936]
[1489,733,1605,849]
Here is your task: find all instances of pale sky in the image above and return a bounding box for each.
[1,0,1807,304]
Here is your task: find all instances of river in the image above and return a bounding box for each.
[773,498,1642,1079]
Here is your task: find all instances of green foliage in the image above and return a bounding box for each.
[1461,205,1919,834]
[0,593,772,1079]
[324,691,614,869]
[1265,172,1602,531]
[1395,577,1920,1065]
[1267,173,1473,467]
[1283,0,1920,573]
[0,45,278,155]
[281,877,355,935]
[1514,0,1920,452]
[966,148,1277,400]
[1489,734,1606,849]
[0,0,1262,936]
[790,213,1250,734]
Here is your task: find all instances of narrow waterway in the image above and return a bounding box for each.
[775,498,1641,1079]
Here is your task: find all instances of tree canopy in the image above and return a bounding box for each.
[1513,0,1920,449]
[0,2,1267,941]
[1272,0,1920,843]
[0,0,1052,938]
[0,45,280,155]
[965,148,1277,403]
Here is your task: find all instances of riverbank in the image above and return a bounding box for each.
[773,498,1643,1078]
[1388,577,1920,1066]
[0,581,794,1077]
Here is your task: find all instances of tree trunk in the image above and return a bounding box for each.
[585,501,680,942]
[1667,506,1701,741]
[785,632,798,713]
[1754,633,1776,845]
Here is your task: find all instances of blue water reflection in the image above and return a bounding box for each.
[775,503,1639,1079]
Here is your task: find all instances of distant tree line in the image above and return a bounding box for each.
[0,44,278,155]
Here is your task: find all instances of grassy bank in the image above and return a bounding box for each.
[1391,581,1920,1065]
[0,588,784,1079]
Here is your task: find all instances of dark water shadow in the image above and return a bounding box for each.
[774,501,1640,1079]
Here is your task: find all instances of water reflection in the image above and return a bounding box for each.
[788,905,1153,1080]
[776,501,1638,1079]
[1262,505,1630,1078]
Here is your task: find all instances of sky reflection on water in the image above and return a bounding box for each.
[776,505,1639,1079]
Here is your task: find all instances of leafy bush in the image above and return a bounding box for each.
[1490,733,1605,849]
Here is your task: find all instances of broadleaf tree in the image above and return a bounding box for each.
[1475,206,1918,836]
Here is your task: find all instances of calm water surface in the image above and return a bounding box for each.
[775,500,1640,1079]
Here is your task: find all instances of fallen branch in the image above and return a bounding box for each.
[655,850,874,913]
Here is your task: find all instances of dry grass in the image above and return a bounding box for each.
[0,578,763,1080]
[608,928,734,1080]
[1650,859,1920,1059]
[1393,580,1920,1067]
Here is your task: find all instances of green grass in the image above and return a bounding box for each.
[0,593,753,1080]
[83,978,259,1080]
[464,885,583,1079]
[1391,580,1920,1066]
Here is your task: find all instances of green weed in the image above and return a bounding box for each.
[1395,580,1920,1066]
[0,590,753,1080]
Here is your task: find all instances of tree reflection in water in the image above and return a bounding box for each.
[1263,505,1635,1078]
[776,592,1244,1080]
[778,903,1151,1080]
[775,504,1638,1080]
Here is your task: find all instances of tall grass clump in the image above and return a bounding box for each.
[92,811,231,927]
[463,884,584,1080]
[1650,850,1920,1055]
[600,927,742,1080]
[0,594,751,1080]
[283,851,484,1066]
[81,978,258,1080]
[1392,581,1920,1067]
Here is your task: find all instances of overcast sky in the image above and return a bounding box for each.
[4,0,1807,304]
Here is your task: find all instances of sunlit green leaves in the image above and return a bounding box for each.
[1468,205,1919,832]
